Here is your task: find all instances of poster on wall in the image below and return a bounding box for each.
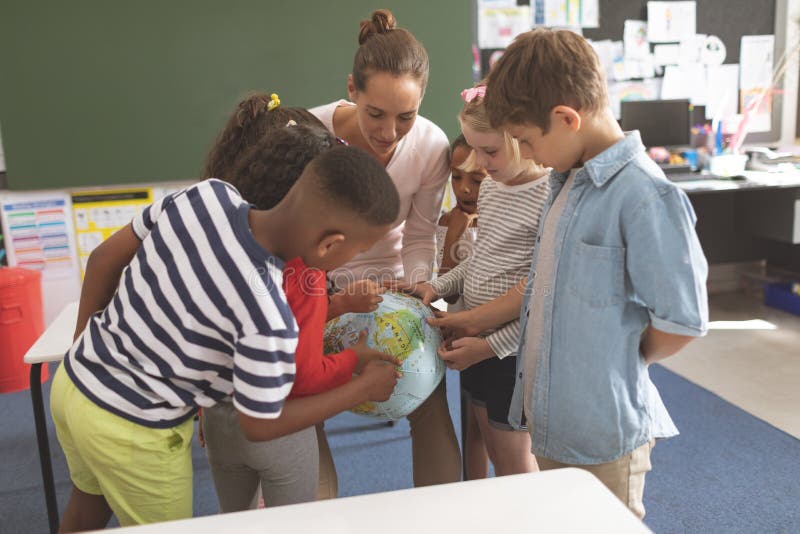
[478,5,531,49]
[71,188,153,276]
[647,1,696,43]
[0,191,81,323]
[739,35,775,134]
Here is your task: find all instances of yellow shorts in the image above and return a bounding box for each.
[50,363,194,526]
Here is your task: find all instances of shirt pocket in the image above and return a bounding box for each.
[568,241,626,308]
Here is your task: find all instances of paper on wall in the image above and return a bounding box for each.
[0,191,81,323]
[653,44,680,66]
[661,63,706,105]
[678,34,707,64]
[739,35,775,133]
[478,6,532,49]
[478,0,518,7]
[580,0,600,28]
[607,78,663,119]
[589,39,617,80]
[566,0,580,27]
[621,56,656,80]
[540,0,577,27]
[624,20,650,60]
[700,35,727,66]
[647,1,696,43]
[71,188,153,277]
[608,41,626,80]
[706,64,739,120]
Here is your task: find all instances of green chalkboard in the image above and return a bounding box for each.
[0,1,472,190]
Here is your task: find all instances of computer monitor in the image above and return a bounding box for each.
[620,99,691,148]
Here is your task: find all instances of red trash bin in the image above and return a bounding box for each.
[0,267,48,393]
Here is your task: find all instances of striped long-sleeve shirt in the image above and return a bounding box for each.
[64,179,298,428]
[431,176,549,358]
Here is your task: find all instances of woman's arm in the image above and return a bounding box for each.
[400,133,450,284]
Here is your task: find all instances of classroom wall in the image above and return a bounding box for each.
[0,1,472,191]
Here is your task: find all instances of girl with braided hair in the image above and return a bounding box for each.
[200,93,400,512]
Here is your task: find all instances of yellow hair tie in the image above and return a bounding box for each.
[267,93,280,111]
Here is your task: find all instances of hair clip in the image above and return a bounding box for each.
[336,137,349,146]
[267,93,281,111]
[286,119,297,127]
[460,86,487,103]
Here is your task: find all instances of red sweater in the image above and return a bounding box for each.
[283,257,357,399]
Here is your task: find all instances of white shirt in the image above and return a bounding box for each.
[311,100,450,286]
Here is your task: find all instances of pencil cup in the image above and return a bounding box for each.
[710,154,747,177]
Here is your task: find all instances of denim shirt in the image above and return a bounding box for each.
[508,131,709,464]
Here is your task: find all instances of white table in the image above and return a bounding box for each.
[23,300,79,534]
[105,469,650,533]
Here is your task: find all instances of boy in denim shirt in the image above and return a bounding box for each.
[484,28,709,518]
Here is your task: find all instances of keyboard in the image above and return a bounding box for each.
[667,172,705,182]
[666,172,725,183]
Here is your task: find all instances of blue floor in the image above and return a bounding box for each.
[1,364,798,532]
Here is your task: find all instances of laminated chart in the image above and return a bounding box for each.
[0,192,79,280]
[71,188,152,276]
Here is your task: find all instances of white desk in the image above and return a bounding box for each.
[105,469,651,534]
[23,300,78,534]
[24,300,78,365]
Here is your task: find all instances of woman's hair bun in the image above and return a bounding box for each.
[358,9,397,45]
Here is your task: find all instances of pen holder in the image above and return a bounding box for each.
[710,154,748,177]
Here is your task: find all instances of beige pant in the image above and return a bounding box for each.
[316,379,461,499]
[537,440,655,519]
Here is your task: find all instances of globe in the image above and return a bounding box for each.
[323,291,444,420]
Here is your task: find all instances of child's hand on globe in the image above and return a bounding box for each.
[426,309,483,339]
[437,336,495,371]
[383,279,439,306]
[331,279,386,316]
[352,330,402,372]
[357,360,401,402]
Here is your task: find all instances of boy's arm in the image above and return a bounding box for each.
[626,187,709,362]
[74,223,141,340]
[640,326,695,365]
[238,360,398,441]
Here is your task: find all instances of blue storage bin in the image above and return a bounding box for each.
[764,283,800,316]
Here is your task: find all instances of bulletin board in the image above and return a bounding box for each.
[473,0,788,144]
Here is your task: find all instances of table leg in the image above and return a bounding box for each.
[460,377,467,481]
[30,363,59,534]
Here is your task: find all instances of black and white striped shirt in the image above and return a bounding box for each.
[64,179,298,428]
[431,176,549,358]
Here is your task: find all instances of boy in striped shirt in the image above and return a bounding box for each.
[50,145,401,530]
